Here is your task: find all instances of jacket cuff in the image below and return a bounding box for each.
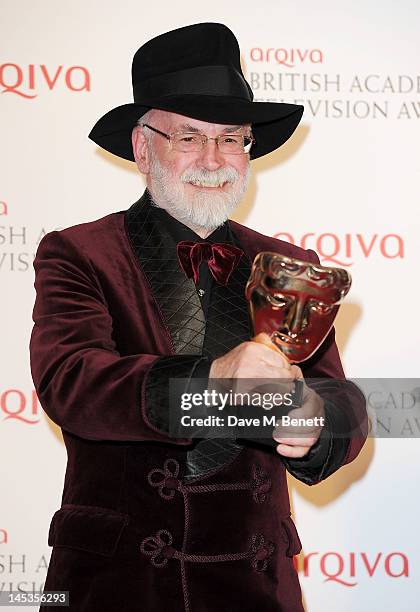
[144,355,211,437]
[238,421,331,463]
[281,400,351,485]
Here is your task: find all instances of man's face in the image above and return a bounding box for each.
[132,110,251,232]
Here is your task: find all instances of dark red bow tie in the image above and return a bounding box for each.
[177,241,243,286]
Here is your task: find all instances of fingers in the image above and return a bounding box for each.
[275,440,318,458]
[272,394,325,457]
[210,337,307,387]
[252,342,290,370]
[252,342,291,369]
[273,435,320,447]
[252,333,290,367]
[273,407,325,440]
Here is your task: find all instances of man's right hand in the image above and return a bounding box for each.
[209,333,298,380]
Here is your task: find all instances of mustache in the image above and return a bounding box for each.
[181,166,239,186]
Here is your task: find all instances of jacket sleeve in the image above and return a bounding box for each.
[280,360,368,485]
[29,230,201,444]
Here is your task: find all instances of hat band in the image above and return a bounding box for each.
[133,65,252,102]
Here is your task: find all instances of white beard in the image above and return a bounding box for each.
[146,148,251,232]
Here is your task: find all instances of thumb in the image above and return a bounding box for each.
[290,364,304,380]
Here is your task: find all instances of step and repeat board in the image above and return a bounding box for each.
[1,1,419,610]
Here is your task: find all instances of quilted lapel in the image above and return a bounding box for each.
[124,191,206,355]
[124,192,254,480]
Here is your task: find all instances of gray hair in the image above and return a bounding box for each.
[137,109,156,145]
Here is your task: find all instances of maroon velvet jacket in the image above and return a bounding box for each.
[30,191,367,612]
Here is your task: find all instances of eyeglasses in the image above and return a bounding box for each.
[139,123,255,154]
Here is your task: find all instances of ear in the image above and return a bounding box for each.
[132,127,150,174]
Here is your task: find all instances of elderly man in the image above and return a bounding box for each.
[30,23,367,612]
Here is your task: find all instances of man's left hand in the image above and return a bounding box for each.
[273,367,325,458]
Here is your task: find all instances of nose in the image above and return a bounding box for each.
[196,138,225,171]
[281,300,309,335]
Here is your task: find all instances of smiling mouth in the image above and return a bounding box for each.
[188,180,227,189]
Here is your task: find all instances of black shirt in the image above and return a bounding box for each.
[150,204,231,315]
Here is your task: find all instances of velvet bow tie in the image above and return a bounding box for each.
[177,241,243,286]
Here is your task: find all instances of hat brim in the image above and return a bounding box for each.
[88,95,304,161]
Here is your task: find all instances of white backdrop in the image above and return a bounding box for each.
[1,1,419,610]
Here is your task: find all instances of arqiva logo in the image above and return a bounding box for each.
[294,551,409,586]
[0,63,90,98]
[0,389,41,424]
[274,232,404,266]
[250,47,323,68]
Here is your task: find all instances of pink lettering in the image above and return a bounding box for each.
[271,231,404,264]
[349,552,356,577]
[361,552,382,577]
[356,233,378,258]
[296,49,309,63]
[0,63,36,98]
[298,550,409,585]
[65,66,91,92]
[1,389,40,424]
[345,233,351,258]
[303,552,318,577]
[321,552,357,587]
[28,64,35,89]
[385,553,409,578]
[380,234,404,259]
[0,64,91,98]
[250,48,263,62]
[275,48,294,68]
[300,233,315,249]
[316,233,348,266]
[250,48,324,66]
[265,48,274,62]
[309,49,323,64]
[31,390,40,416]
[40,64,63,90]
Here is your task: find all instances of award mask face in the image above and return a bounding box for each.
[246,253,352,363]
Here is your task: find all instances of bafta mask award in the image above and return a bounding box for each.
[246,253,352,364]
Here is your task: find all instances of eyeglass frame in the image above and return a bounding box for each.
[139,123,255,154]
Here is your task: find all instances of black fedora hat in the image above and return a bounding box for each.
[89,22,304,161]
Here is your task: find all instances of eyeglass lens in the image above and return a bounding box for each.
[172,133,252,154]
